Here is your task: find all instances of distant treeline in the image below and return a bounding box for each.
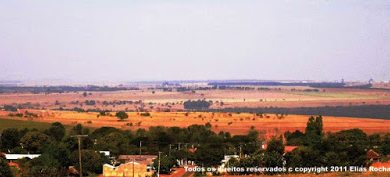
[183,100,212,110]
[0,85,139,94]
[209,105,390,119]
[208,81,373,89]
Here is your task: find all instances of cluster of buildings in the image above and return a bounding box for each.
[2,146,390,177]
[103,155,156,177]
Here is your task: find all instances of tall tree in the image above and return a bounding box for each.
[153,154,176,174]
[70,124,90,135]
[263,137,285,174]
[304,116,323,146]
[381,133,390,155]
[71,150,108,176]
[0,128,21,152]
[20,131,50,153]
[44,122,65,141]
[266,137,285,155]
[20,154,66,177]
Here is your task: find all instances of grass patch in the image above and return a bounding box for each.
[0,117,72,132]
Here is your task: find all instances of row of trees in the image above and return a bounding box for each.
[226,116,390,175]
[183,100,212,110]
[0,123,109,176]
[0,122,261,176]
[1,116,390,176]
[215,105,390,119]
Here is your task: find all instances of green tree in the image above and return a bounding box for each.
[153,154,176,174]
[20,131,50,153]
[320,129,368,166]
[115,111,129,121]
[195,143,224,167]
[70,124,90,135]
[304,116,323,146]
[381,133,390,155]
[263,137,284,173]
[71,150,108,176]
[227,154,264,175]
[368,133,381,148]
[0,155,13,177]
[20,154,66,177]
[284,130,305,146]
[43,142,72,167]
[95,132,130,156]
[285,147,323,168]
[0,128,21,152]
[266,137,284,155]
[264,151,283,168]
[44,122,65,141]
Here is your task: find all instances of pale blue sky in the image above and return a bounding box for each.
[0,0,389,82]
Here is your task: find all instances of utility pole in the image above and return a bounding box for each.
[169,144,172,156]
[139,141,142,157]
[132,158,135,177]
[239,144,242,159]
[71,135,88,177]
[157,152,162,177]
[184,143,188,165]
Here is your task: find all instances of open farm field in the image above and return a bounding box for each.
[1,110,389,136]
[0,87,390,112]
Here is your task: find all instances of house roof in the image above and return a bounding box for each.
[117,155,157,165]
[104,161,141,169]
[284,146,298,153]
[367,149,380,159]
[8,162,20,169]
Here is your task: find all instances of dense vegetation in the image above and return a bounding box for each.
[0,122,260,176]
[210,105,390,119]
[226,116,390,175]
[184,100,212,110]
[1,116,389,176]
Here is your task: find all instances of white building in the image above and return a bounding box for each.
[4,154,41,160]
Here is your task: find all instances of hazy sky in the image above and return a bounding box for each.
[0,0,389,82]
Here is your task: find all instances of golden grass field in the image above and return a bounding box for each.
[1,110,389,136]
[1,88,390,137]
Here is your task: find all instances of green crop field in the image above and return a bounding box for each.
[0,117,71,132]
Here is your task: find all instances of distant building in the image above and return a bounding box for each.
[218,155,240,174]
[99,151,111,157]
[367,149,381,162]
[117,155,157,165]
[3,153,41,161]
[103,162,153,177]
[220,155,239,168]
